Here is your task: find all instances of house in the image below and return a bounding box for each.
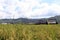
[34,18,58,25]
[1,23,8,24]
[47,18,58,24]
[0,21,12,24]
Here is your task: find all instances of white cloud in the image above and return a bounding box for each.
[0,11,10,19]
[50,4,60,14]
[0,0,60,19]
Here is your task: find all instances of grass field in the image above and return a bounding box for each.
[0,24,60,40]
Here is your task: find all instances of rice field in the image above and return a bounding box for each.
[0,24,60,40]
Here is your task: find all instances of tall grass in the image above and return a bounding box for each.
[0,24,60,40]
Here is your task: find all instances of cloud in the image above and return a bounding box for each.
[0,0,60,19]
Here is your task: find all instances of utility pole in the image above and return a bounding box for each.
[13,14,15,24]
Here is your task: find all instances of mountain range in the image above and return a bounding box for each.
[0,15,60,24]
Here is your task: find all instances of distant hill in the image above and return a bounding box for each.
[0,15,60,24]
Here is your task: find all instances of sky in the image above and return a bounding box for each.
[0,0,60,19]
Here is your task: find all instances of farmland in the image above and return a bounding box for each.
[0,24,60,40]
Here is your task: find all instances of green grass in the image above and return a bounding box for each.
[0,24,60,40]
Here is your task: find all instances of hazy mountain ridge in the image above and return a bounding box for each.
[0,15,60,24]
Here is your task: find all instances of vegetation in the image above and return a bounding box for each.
[0,24,60,40]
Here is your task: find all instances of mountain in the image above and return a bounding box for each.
[0,15,60,24]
